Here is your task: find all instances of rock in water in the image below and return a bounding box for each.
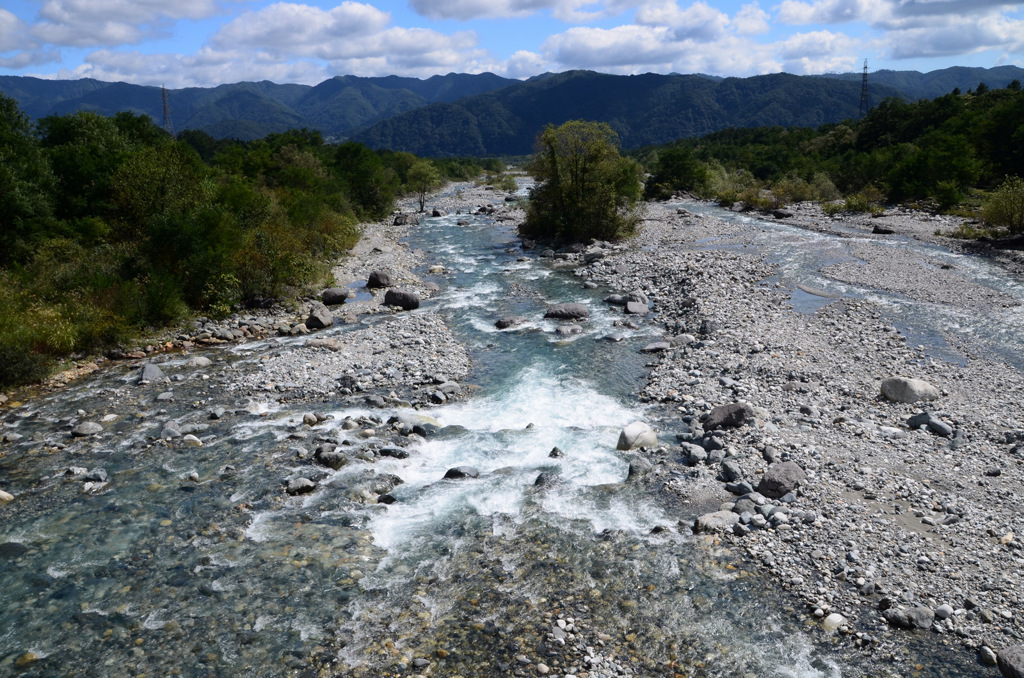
[321,287,349,305]
[384,289,420,311]
[544,303,589,320]
[367,270,394,289]
[625,301,648,315]
[757,461,806,498]
[495,316,527,329]
[0,490,13,502]
[139,363,165,384]
[704,402,754,430]
[305,301,334,330]
[286,478,316,495]
[998,645,1024,678]
[72,422,103,437]
[880,376,939,403]
[617,421,658,450]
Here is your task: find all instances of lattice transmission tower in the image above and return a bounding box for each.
[161,85,175,136]
[858,60,869,119]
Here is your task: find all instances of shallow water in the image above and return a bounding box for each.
[0,205,986,676]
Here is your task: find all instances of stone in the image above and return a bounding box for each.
[721,459,743,482]
[393,214,419,226]
[72,422,103,437]
[704,402,754,430]
[980,646,998,666]
[757,461,806,499]
[321,287,350,305]
[544,303,589,320]
[380,447,410,459]
[495,316,527,329]
[384,289,420,311]
[287,478,316,495]
[0,542,29,559]
[187,356,213,368]
[627,458,653,480]
[305,301,334,330]
[84,469,107,482]
[534,472,560,487]
[548,446,563,458]
[823,613,847,631]
[625,301,648,315]
[880,377,940,404]
[444,466,480,479]
[906,412,953,437]
[934,604,954,620]
[0,490,14,502]
[556,325,583,336]
[641,341,671,353]
[139,363,165,383]
[617,421,658,450]
[999,645,1024,678]
[694,510,740,533]
[367,270,394,289]
[181,434,203,446]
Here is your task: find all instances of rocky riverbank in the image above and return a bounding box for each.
[573,199,1024,674]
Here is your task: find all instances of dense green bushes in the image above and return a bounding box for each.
[0,94,486,388]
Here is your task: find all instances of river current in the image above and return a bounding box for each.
[0,197,998,676]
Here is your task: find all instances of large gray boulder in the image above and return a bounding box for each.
[998,645,1024,678]
[444,466,480,479]
[72,422,103,437]
[881,377,940,404]
[384,289,420,311]
[367,270,394,289]
[393,214,419,226]
[694,510,740,533]
[495,316,527,329]
[139,363,165,384]
[757,461,806,499]
[321,287,349,305]
[882,606,934,630]
[305,302,334,330]
[625,301,648,315]
[544,303,589,320]
[617,421,658,450]
[704,402,754,430]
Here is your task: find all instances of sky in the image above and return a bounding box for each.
[0,0,1022,87]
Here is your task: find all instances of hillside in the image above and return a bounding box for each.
[352,70,906,156]
[821,65,1024,101]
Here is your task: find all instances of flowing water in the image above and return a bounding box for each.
[0,202,998,676]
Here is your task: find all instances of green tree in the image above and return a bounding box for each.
[644,145,709,199]
[983,175,1024,234]
[407,159,443,212]
[522,120,642,242]
[0,93,56,265]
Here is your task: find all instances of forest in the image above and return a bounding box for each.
[640,80,1024,221]
[0,93,500,387]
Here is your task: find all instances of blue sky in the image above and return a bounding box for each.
[1,0,1022,87]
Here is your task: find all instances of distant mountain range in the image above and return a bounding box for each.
[2,66,1021,156]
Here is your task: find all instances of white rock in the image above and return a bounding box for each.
[616,421,658,450]
[822,613,847,631]
[880,376,940,404]
[0,490,14,502]
[182,434,203,446]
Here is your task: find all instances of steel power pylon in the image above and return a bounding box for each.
[161,85,175,136]
[858,60,869,119]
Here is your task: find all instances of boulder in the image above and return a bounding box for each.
[704,402,754,430]
[305,302,334,330]
[556,325,583,336]
[495,316,527,329]
[367,270,394,289]
[627,457,653,480]
[384,289,420,311]
[882,606,934,630]
[881,377,940,404]
[625,301,648,315]
[617,421,658,450]
[757,461,806,499]
[0,490,13,502]
[139,363,165,384]
[694,510,740,533]
[544,303,589,320]
[906,412,953,437]
[444,466,480,479]
[393,214,419,226]
[321,287,350,305]
[286,478,316,495]
[641,341,670,353]
[603,294,627,306]
[72,422,103,437]
[998,645,1024,678]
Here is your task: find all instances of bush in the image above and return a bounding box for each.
[982,175,1024,233]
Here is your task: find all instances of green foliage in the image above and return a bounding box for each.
[407,159,444,212]
[522,120,642,242]
[982,175,1024,233]
[644,146,709,200]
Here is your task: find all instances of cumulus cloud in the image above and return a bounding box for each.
[212,2,391,51]
[885,14,1024,58]
[407,0,636,22]
[30,0,223,47]
[732,2,771,36]
[0,9,32,52]
[778,29,860,72]
[636,1,730,41]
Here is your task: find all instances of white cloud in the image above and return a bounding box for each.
[502,50,549,77]
[29,0,225,47]
[212,2,391,51]
[777,0,873,25]
[636,1,731,41]
[0,9,32,52]
[885,14,1024,58]
[732,2,771,36]
[407,0,637,22]
[778,29,860,72]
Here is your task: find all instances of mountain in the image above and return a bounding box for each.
[351,70,906,156]
[820,65,1024,101]
[0,73,516,141]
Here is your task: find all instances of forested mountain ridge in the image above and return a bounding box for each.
[0,73,516,141]
[819,65,1024,101]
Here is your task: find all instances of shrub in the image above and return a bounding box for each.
[982,175,1024,233]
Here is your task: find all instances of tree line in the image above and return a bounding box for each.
[0,94,500,387]
[639,80,1024,228]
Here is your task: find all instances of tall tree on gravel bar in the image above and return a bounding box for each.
[521,120,642,242]
[407,159,443,212]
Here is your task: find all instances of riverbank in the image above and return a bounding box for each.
[581,199,1024,672]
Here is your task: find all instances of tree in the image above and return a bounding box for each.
[983,175,1024,234]
[407,159,443,212]
[644,145,709,200]
[522,120,642,242]
[0,93,56,265]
